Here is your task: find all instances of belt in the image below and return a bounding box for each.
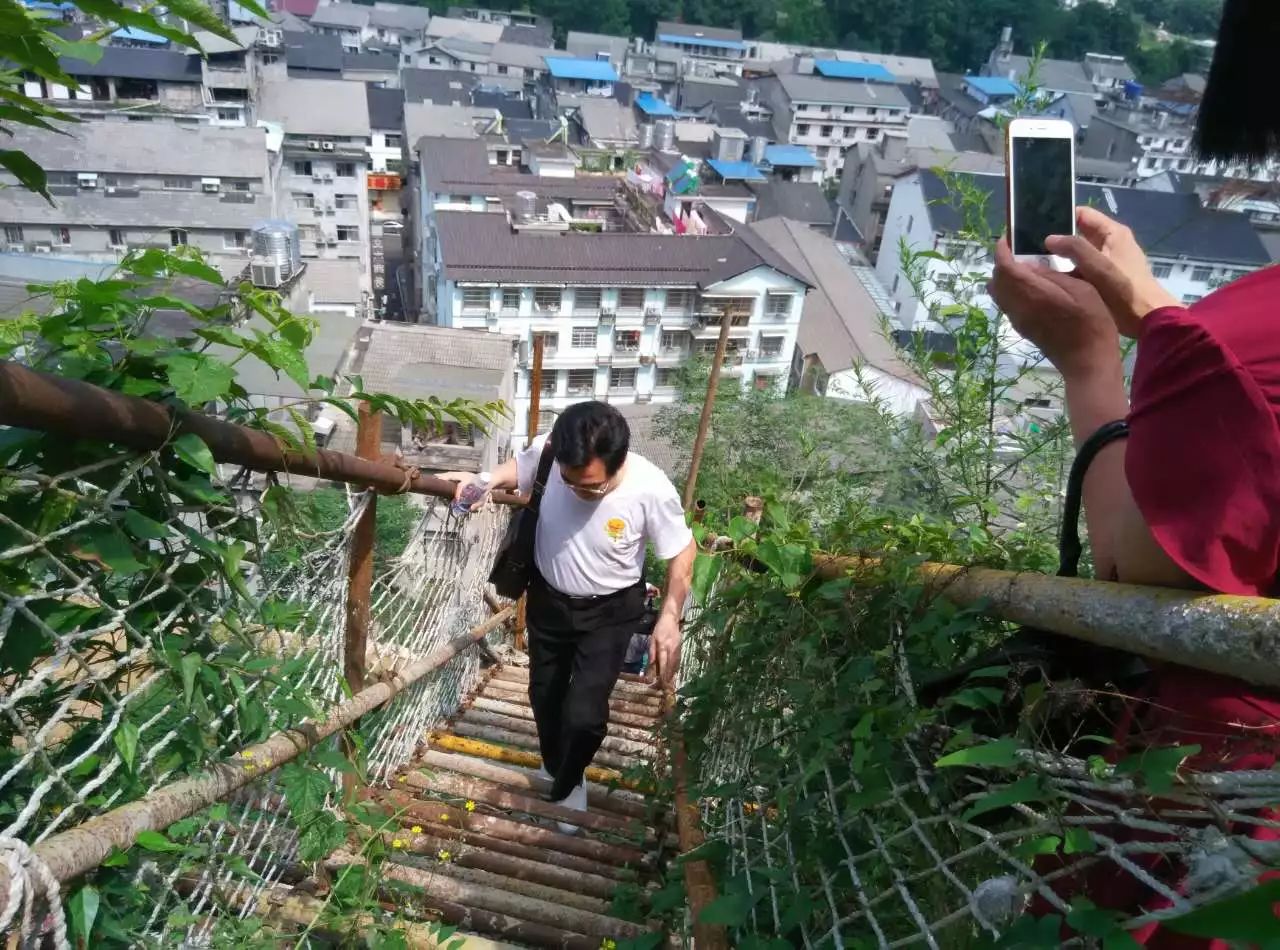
[534,572,643,607]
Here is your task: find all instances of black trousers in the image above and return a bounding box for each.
[526,571,646,801]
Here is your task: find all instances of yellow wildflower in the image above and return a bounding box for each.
[411,825,423,834]
[391,839,405,849]
[439,812,449,821]
[397,775,407,783]
[600,940,617,950]
[464,800,476,812]
[437,849,452,862]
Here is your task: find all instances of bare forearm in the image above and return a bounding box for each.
[1061,360,1129,580]
[487,456,520,492]
[661,541,695,621]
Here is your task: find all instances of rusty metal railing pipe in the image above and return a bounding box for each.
[16,605,514,890]
[815,554,1280,688]
[0,361,522,505]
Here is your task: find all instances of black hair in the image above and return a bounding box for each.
[551,401,630,476]
[1195,0,1280,163]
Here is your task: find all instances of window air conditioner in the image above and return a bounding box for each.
[33,244,52,254]
[201,177,221,193]
[77,173,97,188]
[307,139,321,150]
[250,259,283,288]
[321,141,335,151]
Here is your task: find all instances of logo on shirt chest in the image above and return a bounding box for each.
[604,517,627,543]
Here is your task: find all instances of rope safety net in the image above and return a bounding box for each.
[0,432,509,945]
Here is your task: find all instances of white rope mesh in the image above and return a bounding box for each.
[680,593,1280,947]
[0,443,510,945]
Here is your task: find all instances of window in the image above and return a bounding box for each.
[665,289,693,312]
[537,409,558,431]
[335,225,358,241]
[224,230,248,249]
[655,367,678,388]
[753,373,778,392]
[496,64,508,75]
[1191,265,1213,282]
[495,149,510,165]
[618,288,646,310]
[796,123,810,136]
[1152,262,1173,278]
[534,287,562,311]
[462,287,490,311]
[539,370,557,394]
[231,180,251,193]
[892,274,900,293]
[609,367,637,390]
[764,293,792,318]
[661,330,688,351]
[297,225,320,242]
[335,194,358,209]
[533,331,557,354]
[293,159,314,177]
[217,107,240,122]
[501,288,521,311]
[109,229,125,247]
[759,335,784,357]
[567,368,595,394]
[163,178,190,190]
[336,162,356,178]
[820,125,833,137]
[170,229,188,247]
[384,133,402,149]
[574,287,602,311]
[52,226,70,245]
[1182,294,1202,305]
[614,330,641,351]
[386,159,404,175]
[572,326,596,348]
[293,192,315,210]
[2,225,21,244]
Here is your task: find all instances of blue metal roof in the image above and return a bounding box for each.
[657,33,747,51]
[546,58,619,82]
[762,144,818,168]
[965,75,1020,98]
[634,92,680,117]
[707,159,767,182]
[813,60,895,82]
[112,25,169,44]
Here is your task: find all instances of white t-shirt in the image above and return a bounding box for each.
[515,434,694,597]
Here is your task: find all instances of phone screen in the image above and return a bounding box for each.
[1010,137,1074,256]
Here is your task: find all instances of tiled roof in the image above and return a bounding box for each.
[359,323,515,402]
[3,122,268,177]
[283,30,343,71]
[61,46,202,81]
[749,181,833,226]
[776,72,910,108]
[259,77,371,135]
[402,68,480,104]
[655,20,743,44]
[919,170,1271,267]
[435,210,811,286]
[366,85,405,130]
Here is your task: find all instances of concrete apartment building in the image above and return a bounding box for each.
[654,22,749,77]
[758,59,910,179]
[0,122,270,275]
[430,210,811,444]
[23,45,211,123]
[259,78,373,304]
[410,135,622,318]
[876,170,1271,340]
[308,0,431,51]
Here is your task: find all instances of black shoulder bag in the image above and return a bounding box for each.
[918,421,1149,743]
[489,439,556,599]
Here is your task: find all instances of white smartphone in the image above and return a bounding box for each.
[1005,118,1076,272]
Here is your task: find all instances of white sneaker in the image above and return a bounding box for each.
[552,781,587,835]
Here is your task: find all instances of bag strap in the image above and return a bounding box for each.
[527,438,555,514]
[1058,419,1130,578]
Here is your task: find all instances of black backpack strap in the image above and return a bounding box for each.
[528,438,555,513]
[1058,419,1130,578]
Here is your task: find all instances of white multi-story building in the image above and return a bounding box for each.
[309,1,431,51]
[758,59,910,180]
[875,169,1270,341]
[431,210,811,444]
[0,122,271,274]
[259,78,373,306]
[654,21,749,77]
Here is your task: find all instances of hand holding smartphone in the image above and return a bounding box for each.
[1006,118,1076,272]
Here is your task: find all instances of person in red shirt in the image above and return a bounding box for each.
[988,5,1280,938]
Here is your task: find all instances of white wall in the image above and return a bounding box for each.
[827,364,927,417]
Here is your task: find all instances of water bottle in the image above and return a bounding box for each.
[451,473,491,515]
